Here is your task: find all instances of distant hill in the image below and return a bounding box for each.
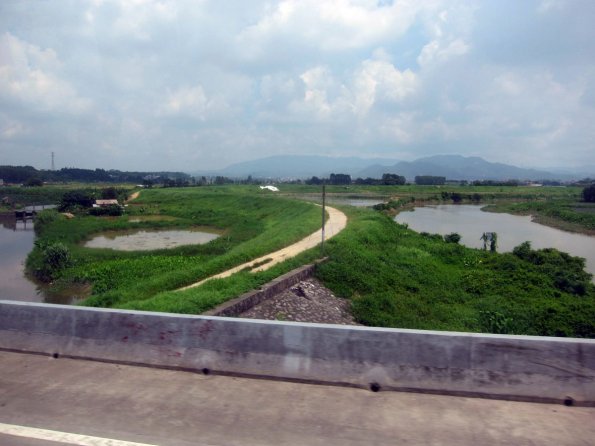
[356,155,569,181]
[197,154,585,181]
[208,155,399,179]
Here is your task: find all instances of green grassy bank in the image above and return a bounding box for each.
[26,185,595,337]
[27,187,322,308]
[316,207,594,337]
[484,200,595,235]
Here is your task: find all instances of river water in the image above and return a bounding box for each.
[394,205,595,278]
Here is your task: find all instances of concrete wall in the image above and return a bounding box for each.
[204,262,319,317]
[1,300,594,405]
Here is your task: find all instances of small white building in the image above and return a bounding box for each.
[259,185,279,192]
[93,199,119,208]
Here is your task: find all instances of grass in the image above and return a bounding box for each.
[484,200,595,234]
[26,184,595,338]
[316,207,595,337]
[28,186,322,308]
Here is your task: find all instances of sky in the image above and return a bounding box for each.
[0,0,594,172]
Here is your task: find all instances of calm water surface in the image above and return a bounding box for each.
[0,215,39,301]
[84,228,220,251]
[0,215,220,302]
[395,205,595,278]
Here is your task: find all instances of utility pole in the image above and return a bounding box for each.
[321,181,326,256]
[51,152,55,171]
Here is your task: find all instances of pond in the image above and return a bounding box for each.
[394,204,595,278]
[84,228,220,251]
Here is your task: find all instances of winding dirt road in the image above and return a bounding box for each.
[179,205,347,290]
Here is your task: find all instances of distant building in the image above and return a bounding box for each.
[93,199,119,208]
[260,185,279,192]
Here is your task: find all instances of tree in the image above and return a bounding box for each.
[329,173,351,185]
[59,190,94,211]
[582,184,595,203]
[101,187,118,199]
[381,173,406,185]
[24,177,43,187]
[415,176,446,185]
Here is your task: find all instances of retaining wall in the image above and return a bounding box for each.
[204,262,319,316]
[1,300,594,405]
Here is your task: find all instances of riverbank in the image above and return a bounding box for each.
[483,201,595,236]
[316,207,595,337]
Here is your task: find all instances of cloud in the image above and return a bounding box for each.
[0,0,593,171]
[0,33,91,113]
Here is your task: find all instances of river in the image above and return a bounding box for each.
[394,204,595,278]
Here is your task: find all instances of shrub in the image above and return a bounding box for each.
[582,184,595,202]
[89,204,123,216]
[29,241,72,281]
[444,232,461,244]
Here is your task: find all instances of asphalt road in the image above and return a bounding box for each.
[1,350,594,446]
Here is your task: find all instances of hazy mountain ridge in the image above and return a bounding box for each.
[196,154,590,181]
[357,155,572,181]
[196,155,400,178]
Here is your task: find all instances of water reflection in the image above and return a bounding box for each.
[0,214,87,304]
[395,205,595,279]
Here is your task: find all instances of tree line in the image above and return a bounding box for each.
[0,165,190,185]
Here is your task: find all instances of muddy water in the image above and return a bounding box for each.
[395,204,595,279]
[0,214,87,303]
[84,228,220,251]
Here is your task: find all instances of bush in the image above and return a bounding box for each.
[444,232,461,244]
[89,204,123,216]
[34,209,62,235]
[582,184,595,202]
[29,241,72,281]
[59,190,94,211]
[513,241,591,295]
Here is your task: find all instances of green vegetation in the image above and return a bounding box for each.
[316,208,594,337]
[27,187,322,310]
[22,184,595,338]
[484,200,595,234]
[583,184,595,202]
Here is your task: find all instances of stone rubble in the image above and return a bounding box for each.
[238,278,360,325]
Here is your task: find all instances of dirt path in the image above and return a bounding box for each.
[126,191,141,202]
[179,205,347,290]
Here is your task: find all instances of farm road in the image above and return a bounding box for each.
[179,205,347,290]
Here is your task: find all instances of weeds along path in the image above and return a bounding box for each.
[179,205,347,291]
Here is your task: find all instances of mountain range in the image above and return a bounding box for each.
[194,154,592,181]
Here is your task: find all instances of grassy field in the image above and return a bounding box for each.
[25,183,595,337]
[484,200,595,235]
[28,186,322,309]
[316,207,594,337]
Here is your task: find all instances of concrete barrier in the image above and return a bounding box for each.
[1,300,594,405]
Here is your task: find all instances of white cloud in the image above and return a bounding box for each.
[239,0,422,56]
[0,0,593,171]
[162,85,209,118]
[0,115,26,139]
[417,38,469,67]
[353,58,418,114]
[0,33,91,113]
